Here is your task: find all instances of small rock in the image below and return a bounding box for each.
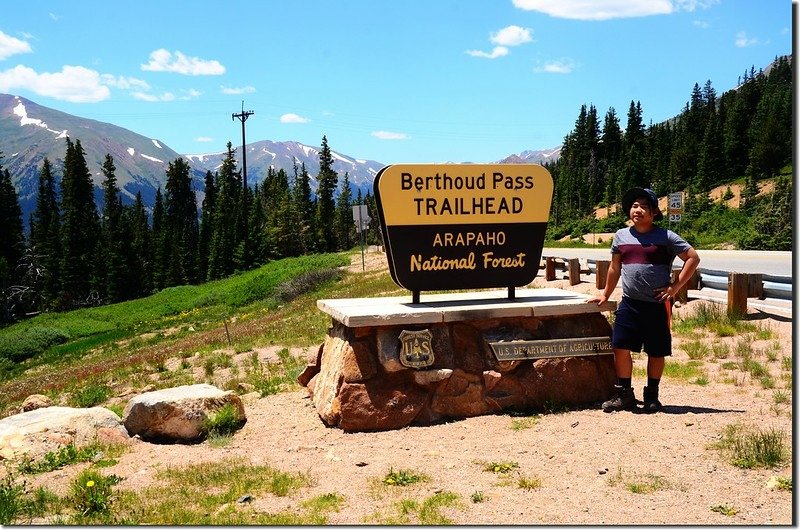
[237,495,253,504]
[20,394,53,412]
[598,468,608,475]
[355,461,368,467]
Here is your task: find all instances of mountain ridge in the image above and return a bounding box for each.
[0,93,559,224]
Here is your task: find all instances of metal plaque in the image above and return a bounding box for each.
[489,336,613,361]
[399,329,435,368]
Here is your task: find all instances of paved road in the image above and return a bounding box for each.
[542,248,792,278]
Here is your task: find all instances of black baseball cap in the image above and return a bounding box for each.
[621,187,663,221]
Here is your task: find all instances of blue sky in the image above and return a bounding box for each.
[0,0,792,164]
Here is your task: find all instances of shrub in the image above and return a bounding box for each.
[0,327,70,362]
[382,468,427,486]
[0,474,25,524]
[72,382,111,408]
[18,443,97,475]
[714,424,788,469]
[203,403,245,438]
[71,470,119,517]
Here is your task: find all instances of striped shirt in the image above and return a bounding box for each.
[611,226,691,303]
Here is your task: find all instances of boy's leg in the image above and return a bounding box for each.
[602,348,637,412]
[647,356,665,379]
[644,351,666,413]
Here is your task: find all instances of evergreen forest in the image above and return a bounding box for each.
[0,56,793,323]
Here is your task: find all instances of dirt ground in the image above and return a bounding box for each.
[20,250,795,525]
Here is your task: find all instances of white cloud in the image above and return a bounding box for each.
[735,31,759,48]
[534,59,576,74]
[371,131,410,140]
[195,136,214,143]
[512,0,673,20]
[100,74,150,91]
[49,13,59,21]
[0,31,32,60]
[280,113,310,124]
[466,46,509,59]
[491,25,533,46]
[141,48,225,75]
[0,64,110,102]
[221,85,256,95]
[674,0,719,12]
[693,19,710,29]
[132,91,176,102]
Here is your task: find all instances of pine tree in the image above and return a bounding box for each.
[207,143,239,280]
[29,157,61,307]
[315,136,338,252]
[0,163,24,312]
[59,138,100,308]
[620,101,647,192]
[126,192,152,297]
[335,172,354,250]
[151,187,167,290]
[293,161,315,253]
[198,170,216,282]
[99,154,127,302]
[163,157,199,285]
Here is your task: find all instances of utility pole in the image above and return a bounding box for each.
[232,101,254,191]
[232,101,254,265]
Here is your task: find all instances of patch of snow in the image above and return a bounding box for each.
[300,144,317,158]
[127,147,135,156]
[331,151,353,165]
[356,159,366,164]
[262,148,276,158]
[152,139,163,149]
[140,153,164,163]
[13,102,48,129]
[55,130,68,139]
[185,153,221,163]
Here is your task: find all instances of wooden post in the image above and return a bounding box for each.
[748,273,764,299]
[545,257,556,281]
[595,260,610,290]
[568,258,581,286]
[727,272,749,317]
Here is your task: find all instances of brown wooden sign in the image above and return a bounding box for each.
[489,336,614,361]
[373,164,553,294]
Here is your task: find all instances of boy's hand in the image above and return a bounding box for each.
[654,285,674,301]
[586,293,608,305]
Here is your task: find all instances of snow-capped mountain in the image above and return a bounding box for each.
[185,139,384,195]
[0,94,206,221]
[499,146,562,164]
[1,92,558,225]
[0,93,384,223]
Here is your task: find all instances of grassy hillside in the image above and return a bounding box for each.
[0,252,372,416]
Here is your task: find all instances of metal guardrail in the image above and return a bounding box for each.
[546,256,793,301]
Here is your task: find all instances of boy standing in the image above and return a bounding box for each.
[588,187,700,413]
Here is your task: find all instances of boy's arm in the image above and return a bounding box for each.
[587,253,622,305]
[655,247,700,302]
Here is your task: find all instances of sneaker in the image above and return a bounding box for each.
[643,386,662,413]
[602,385,637,412]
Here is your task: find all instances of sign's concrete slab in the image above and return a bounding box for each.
[318,288,616,327]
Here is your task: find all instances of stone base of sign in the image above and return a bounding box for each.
[301,289,618,432]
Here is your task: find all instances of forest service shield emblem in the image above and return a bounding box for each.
[398,329,434,369]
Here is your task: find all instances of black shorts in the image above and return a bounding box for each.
[612,296,672,358]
